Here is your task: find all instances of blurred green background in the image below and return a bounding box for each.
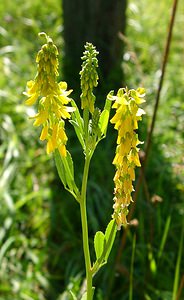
[0,0,184,299]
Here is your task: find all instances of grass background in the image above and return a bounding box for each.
[0,0,184,299]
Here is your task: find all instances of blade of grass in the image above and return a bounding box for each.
[172,221,184,300]
[158,215,171,260]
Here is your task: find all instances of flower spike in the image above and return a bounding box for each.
[80,43,99,113]
[111,87,146,228]
[24,32,75,156]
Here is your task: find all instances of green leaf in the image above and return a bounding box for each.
[104,220,117,261]
[54,149,67,189]
[91,221,117,275]
[66,151,74,178]
[70,99,84,130]
[94,231,105,260]
[65,151,79,195]
[62,152,75,192]
[70,120,85,150]
[98,93,112,136]
[99,109,109,135]
[105,92,114,109]
[54,150,79,196]
[70,99,85,149]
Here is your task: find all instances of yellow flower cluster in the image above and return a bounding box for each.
[111,88,146,228]
[24,33,74,156]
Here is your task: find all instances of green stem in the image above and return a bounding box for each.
[80,154,93,300]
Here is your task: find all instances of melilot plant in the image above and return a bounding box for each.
[24,33,146,300]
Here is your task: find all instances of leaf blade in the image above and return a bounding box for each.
[94,231,105,260]
[104,219,117,261]
[54,149,67,189]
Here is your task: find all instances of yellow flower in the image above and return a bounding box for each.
[47,138,54,154]
[58,144,67,157]
[40,125,49,141]
[24,33,74,156]
[33,110,49,127]
[111,88,146,228]
[25,93,38,106]
[128,149,141,167]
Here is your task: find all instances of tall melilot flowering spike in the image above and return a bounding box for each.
[111,87,146,229]
[80,43,99,113]
[24,32,75,157]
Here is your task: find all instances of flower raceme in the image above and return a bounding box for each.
[111,88,146,228]
[24,32,74,156]
[80,43,99,114]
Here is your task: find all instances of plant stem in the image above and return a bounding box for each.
[80,154,93,300]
